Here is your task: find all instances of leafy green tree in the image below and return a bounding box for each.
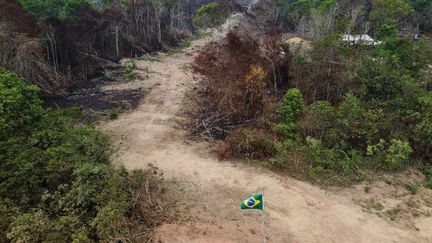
[367,139,413,170]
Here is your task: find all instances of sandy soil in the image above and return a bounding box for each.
[100,31,432,243]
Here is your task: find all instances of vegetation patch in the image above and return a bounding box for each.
[0,68,176,242]
[138,54,161,62]
[109,107,124,120]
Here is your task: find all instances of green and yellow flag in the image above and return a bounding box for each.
[240,194,263,210]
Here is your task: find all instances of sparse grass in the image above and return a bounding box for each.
[425,199,432,208]
[367,199,384,211]
[406,199,419,208]
[125,61,138,80]
[138,54,161,62]
[358,198,384,213]
[109,107,123,120]
[427,179,432,189]
[168,31,210,55]
[386,207,402,221]
[405,181,421,195]
[364,186,371,193]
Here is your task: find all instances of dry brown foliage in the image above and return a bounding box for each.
[127,169,178,241]
[227,128,277,159]
[189,30,289,142]
[0,0,37,35]
[0,26,65,94]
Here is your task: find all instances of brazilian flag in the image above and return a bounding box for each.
[240,194,263,210]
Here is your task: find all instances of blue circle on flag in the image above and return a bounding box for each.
[247,198,255,206]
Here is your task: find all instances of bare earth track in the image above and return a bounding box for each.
[101,34,432,242]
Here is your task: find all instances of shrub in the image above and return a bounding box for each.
[0,70,175,242]
[364,186,371,193]
[337,93,382,150]
[302,94,377,150]
[412,93,432,160]
[0,68,43,139]
[386,139,413,170]
[277,88,304,139]
[125,62,137,80]
[301,100,339,143]
[303,137,362,176]
[278,88,304,123]
[367,139,413,170]
[427,178,432,189]
[243,65,267,105]
[405,181,420,195]
[269,139,305,170]
[376,24,398,40]
[109,108,123,120]
[6,210,52,242]
[425,166,432,189]
[228,128,276,159]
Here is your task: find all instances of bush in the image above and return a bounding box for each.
[0,68,43,139]
[427,178,432,189]
[109,108,124,120]
[278,88,304,123]
[376,24,398,40]
[0,70,174,242]
[405,181,420,195]
[302,93,381,151]
[277,88,304,139]
[228,128,276,159]
[6,210,52,242]
[367,139,413,170]
[412,93,432,160]
[269,139,304,170]
[303,137,363,177]
[301,100,340,145]
[244,65,267,105]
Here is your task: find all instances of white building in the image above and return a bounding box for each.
[342,34,382,46]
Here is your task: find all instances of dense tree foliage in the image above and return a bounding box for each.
[276,33,432,185]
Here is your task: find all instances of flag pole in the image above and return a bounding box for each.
[261,193,266,243]
[261,211,266,243]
